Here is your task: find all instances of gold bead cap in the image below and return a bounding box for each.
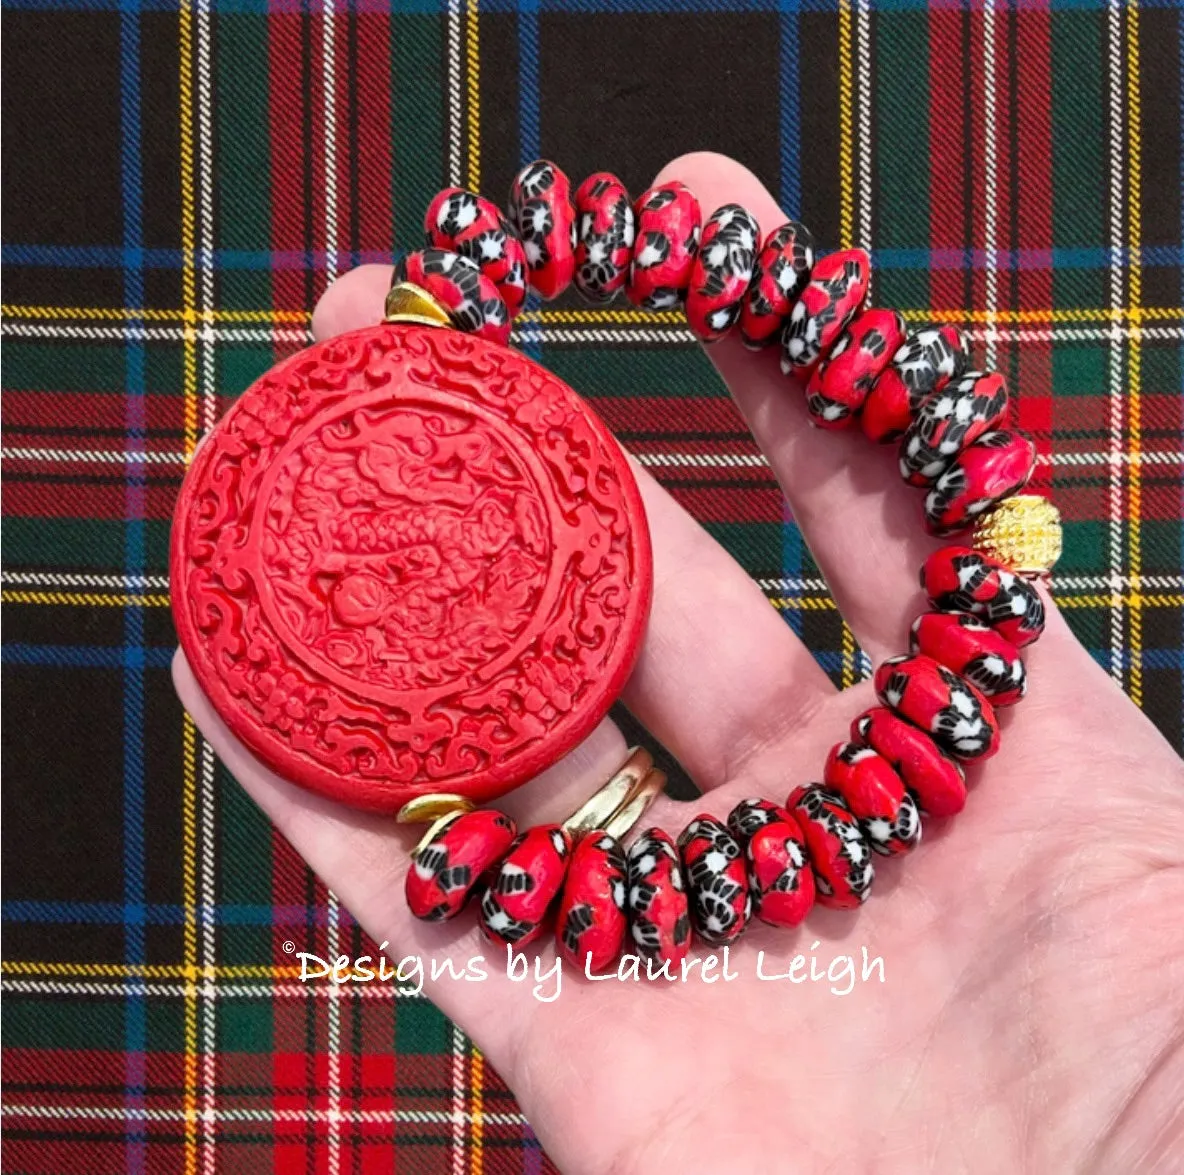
[971,494,1063,577]
[383,281,453,329]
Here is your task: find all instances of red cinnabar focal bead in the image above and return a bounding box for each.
[627,181,701,310]
[393,249,511,345]
[406,810,517,922]
[573,172,635,303]
[823,742,920,857]
[728,798,815,927]
[852,707,968,818]
[508,159,577,300]
[920,546,1046,648]
[910,611,1027,706]
[424,189,527,316]
[480,824,572,946]
[899,371,1009,487]
[781,248,870,370]
[171,322,653,812]
[862,325,970,444]
[804,308,907,430]
[787,784,874,909]
[626,828,691,965]
[556,833,627,971]
[874,653,1000,762]
[678,816,752,944]
[739,220,815,349]
[924,429,1037,535]
[685,204,760,342]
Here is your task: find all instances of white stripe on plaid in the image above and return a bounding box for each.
[4,321,1183,348]
[7,446,1181,469]
[0,1104,529,1126]
[3,568,1179,597]
[1106,0,1126,689]
[983,0,998,372]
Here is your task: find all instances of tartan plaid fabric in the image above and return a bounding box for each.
[2,1,1181,1171]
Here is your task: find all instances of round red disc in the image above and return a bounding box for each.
[171,322,652,811]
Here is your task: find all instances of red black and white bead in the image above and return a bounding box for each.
[678,816,752,944]
[628,181,701,310]
[727,798,815,927]
[739,220,814,348]
[395,159,1058,967]
[626,828,691,964]
[480,824,572,947]
[556,833,628,971]
[685,204,760,341]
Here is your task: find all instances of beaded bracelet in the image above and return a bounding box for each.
[170,156,1063,973]
[393,160,1062,967]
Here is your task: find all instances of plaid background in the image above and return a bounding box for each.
[2,0,1181,1171]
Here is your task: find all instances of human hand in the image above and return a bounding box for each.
[173,153,1184,1174]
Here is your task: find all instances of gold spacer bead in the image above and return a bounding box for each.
[409,809,468,859]
[383,281,454,329]
[396,793,476,825]
[971,494,1063,577]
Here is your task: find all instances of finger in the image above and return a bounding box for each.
[653,151,944,662]
[312,264,835,789]
[311,263,392,337]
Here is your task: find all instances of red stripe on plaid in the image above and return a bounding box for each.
[1,1141,134,1175]
[664,486,788,523]
[357,15,394,258]
[2,390,189,434]
[928,8,966,311]
[1016,9,1054,315]
[269,14,307,315]
[2,482,180,521]
[595,395,753,435]
[1013,8,1055,493]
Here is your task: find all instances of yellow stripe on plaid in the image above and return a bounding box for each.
[770,595,1184,611]
[5,303,1182,327]
[1,591,171,608]
[1126,0,1144,710]
[464,9,483,1171]
[179,0,198,463]
[471,1046,484,1175]
[7,590,1181,612]
[466,0,481,194]
[837,0,859,689]
[1,961,307,979]
[182,714,200,1175]
[1,304,310,324]
[838,0,855,253]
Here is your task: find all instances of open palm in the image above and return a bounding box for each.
[173,154,1184,1174]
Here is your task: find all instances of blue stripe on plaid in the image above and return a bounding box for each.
[515,0,547,366]
[2,901,367,926]
[8,244,1183,269]
[1,245,401,268]
[9,645,1184,674]
[780,522,806,641]
[2,645,176,669]
[778,0,802,216]
[118,0,149,1162]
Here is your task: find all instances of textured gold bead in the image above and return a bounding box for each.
[971,494,1063,576]
[383,281,454,329]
